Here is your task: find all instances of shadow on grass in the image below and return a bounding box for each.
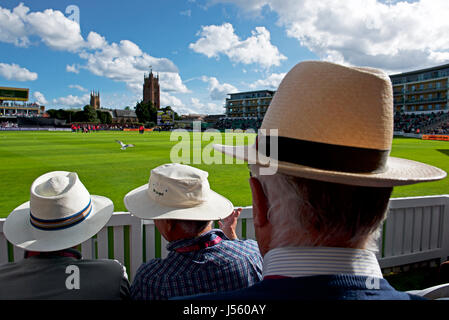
[436,149,449,157]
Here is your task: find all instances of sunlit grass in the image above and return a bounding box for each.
[0,132,447,218]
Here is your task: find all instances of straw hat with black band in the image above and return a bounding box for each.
[213,61,446,187]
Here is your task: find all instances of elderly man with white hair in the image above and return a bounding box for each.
[185,61,447,300]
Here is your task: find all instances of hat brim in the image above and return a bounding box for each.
[4,195,114,252]
[124,184,234,220]
[213,143,447,187]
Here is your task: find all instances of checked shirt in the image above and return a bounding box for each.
[130,229,262,300]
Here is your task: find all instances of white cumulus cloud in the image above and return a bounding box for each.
[66,64,80,74]
[190,97,224,114]
[190,22,286,68]
[68,84,87,92]
[210,0,449,72]
[79,33,188,94]
[201,76,238,100]
[0,3,190,96]
[249,72,286,90]
[0,3,30,47]
[52,94,90,108]
[0,62,37,81]
[33,91,48,105]
[0,3,84,51]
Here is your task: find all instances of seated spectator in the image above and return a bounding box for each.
[0,171,130,300]
[124,163,262,300]
[190,61,447,300]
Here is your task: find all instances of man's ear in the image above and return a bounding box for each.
[249,177,269,227]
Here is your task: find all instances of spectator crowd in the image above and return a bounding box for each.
[394,111,449,134]
[213,117,263,131]
[0,121,18,128]
[0,61,448,302]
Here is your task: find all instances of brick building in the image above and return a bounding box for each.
[143,71,160,109]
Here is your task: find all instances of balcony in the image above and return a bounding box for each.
[394,85,448,96]
[406,86,448,94]
[404,97,448,105]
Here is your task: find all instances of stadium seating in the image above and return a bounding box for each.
[394,111,449,134]
[213,117,263,131]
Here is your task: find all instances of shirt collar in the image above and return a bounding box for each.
[263,246,383,279]
[167,229,227,252]
[24,248,82,260]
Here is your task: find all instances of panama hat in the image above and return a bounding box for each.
[4,171,114,252]
[213,61,446,187]
[124,163,234,220]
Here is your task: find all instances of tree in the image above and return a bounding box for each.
[83,105,98,123]
[162,106,181,120]
[72,110,86,122]
[46,109,77,123]
[97,110,112,124]
[135,100,157,123]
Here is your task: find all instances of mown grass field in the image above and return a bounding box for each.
[0,131,448,218]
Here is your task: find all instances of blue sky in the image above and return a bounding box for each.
[1,0,448,114]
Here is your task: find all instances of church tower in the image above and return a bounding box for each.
[90,91,100,110]
[143,71,160,109]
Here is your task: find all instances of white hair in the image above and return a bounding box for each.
[250,165,391,252]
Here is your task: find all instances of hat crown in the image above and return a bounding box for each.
[35,175,71,196]
[147,163,211,208]
[30,171,91,221]
[262,61,393,151]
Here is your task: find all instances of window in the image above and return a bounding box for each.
[428,105,432,110]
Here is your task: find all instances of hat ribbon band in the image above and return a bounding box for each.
[257,135,390,174]
[30,198,92,231]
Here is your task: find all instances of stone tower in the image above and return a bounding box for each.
[143,71,160,109]
[90,91,100,110]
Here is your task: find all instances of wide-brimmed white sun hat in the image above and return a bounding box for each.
[124,163,234,220]
[4,171,114,252]
[213,61,446,187]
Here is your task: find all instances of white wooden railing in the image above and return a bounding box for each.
[1,196,448,281]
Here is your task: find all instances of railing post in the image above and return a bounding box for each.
[440,195,449,263]
[129,214,143,281]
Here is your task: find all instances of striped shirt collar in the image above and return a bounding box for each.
[263,246,383,279]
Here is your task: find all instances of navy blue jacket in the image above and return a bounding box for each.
[180,275,425,300]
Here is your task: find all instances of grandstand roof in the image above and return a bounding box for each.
[227,90,276,101]
[390,63,449,78]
